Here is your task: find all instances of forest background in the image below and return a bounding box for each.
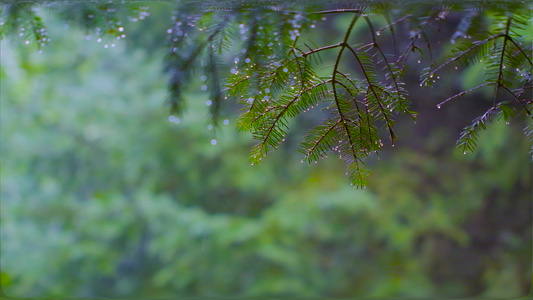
[0,1,531,298]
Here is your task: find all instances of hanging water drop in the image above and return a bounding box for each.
[210,139,217,145]
[97,38,102,43]
[207,124,213,130]
[283,68,288,72]
[223,119,229,125]
[200,75,207,81]
[437,105,441,109]
[205,100,212,106]
[230,68,237,74]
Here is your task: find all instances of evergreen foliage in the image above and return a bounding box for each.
[1,2,531,297]
[1,0,531,186]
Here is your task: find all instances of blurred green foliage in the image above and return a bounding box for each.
[1,4,531,299]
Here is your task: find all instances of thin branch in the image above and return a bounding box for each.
[344,43,396,143]
[331,13,362,166]
[302,42,343,57]
[494,18,512,105]
[499,84,532,115]
[507,36,533,66]
[436,82,494,107]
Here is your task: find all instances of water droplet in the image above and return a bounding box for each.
[207,124,213,130]
[245,58,251,63]
[118,27,124,32]
[310,24,316,28]
[211,139,217,145]
[437,105,441,109]
[283,68,288,72]
[24,40,30,44]
[206,100,212,106]
[230,68,237,74]
[376,31,381,36]
[233,57,239,64]
[111,43,116,47]
[200,75,207,81]
[505,122,510,125]
[121,34,126,38]
[201,85,207,91]
[85,35,92,40]
[417,60,421,64]
[104,44,109,48]
[168,116,181,124]
[177,31,183,36]
[97,38,102,43]
[247,98,254,103]
[264,88,270,93]
[223,119,229,125]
